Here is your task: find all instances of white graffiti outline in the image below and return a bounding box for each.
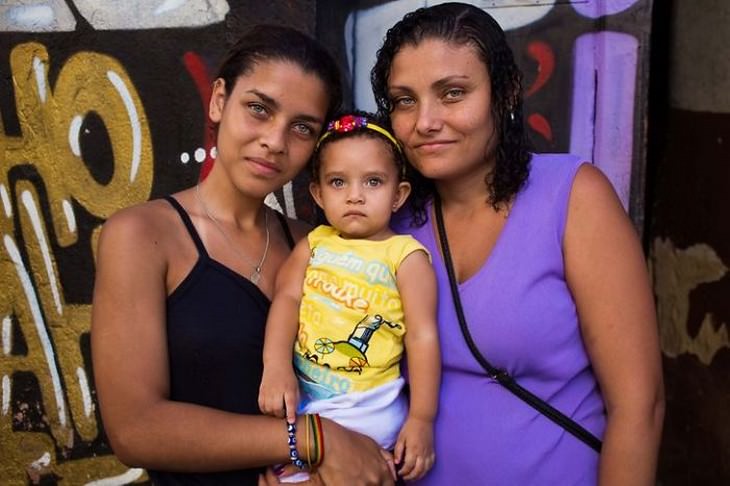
[84,468,145,486]
[106,71,142,183]
[3,233,68,427]
[21,190,63,316]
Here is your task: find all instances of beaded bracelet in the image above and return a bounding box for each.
[286,420,305,469]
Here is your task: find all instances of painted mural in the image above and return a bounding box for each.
[3,0,719,484]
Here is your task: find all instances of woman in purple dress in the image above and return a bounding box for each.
[372,3,664,484]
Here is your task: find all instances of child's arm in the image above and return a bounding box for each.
[258,237,312,423]
[394,249,441,481]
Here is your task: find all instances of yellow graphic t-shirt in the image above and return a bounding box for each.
[294,225,429,402]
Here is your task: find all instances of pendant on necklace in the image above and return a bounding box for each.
[250,268,262,284]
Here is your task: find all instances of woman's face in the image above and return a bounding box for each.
[387,38,497,184]
[209,60,329,197]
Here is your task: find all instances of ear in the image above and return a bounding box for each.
[392,181,411,213]
[309,182,325,210]
[209,78,227,123]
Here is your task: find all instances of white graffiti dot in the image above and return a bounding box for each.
[30,452,51,470]
[194,147,206,163]
[180,152,190,164]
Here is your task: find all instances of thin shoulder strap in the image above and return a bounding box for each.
[164,196,209,258]
[273,210,295,250]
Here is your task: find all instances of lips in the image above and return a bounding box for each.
[343,210,366,218]
[413,140,455,152]
[246,157,281,176]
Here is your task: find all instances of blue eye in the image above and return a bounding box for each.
[366,177,382,187]
[248,103,268,117]
[444,88,465,100]
[292,123,314,137]
[329,178,344,188]
[392,96,415,109]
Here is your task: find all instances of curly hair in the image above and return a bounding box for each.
[371,2,531,224]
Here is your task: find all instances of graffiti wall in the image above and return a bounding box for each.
[319,0,654,225]
[0,1,317,483]
[1,0,657,484]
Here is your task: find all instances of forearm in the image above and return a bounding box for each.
[404,333,441,421]
[597,400,664,485]
[106,400,303,471]
[263,295,301,366]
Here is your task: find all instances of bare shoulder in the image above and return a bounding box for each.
[569,163,623,210]
[565,163,633,240]
[97,199,182,266]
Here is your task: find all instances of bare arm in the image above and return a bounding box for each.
[91,206,292,471]
[564,165,664,486]
[393,249,441,480]
[259,237,312,422]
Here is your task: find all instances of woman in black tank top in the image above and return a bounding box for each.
[91,25,396,486]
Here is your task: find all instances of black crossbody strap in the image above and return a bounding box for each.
[434,195,602,453]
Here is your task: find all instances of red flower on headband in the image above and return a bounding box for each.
[330,115,367,133]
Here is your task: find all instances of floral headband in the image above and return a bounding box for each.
[316,114,402,153]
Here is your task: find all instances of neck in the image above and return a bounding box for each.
[198,164,264,229]
[434,162,493,212]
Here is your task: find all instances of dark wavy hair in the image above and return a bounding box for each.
[310,111,407,182]
[217,24,342,120]
[371,2,531,223]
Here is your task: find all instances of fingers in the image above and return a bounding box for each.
[401,456,423,481]
[258,392,285,418]
[400,452,435,481]
[393,437,405,465]
[258,467,280,485]
[285,390,298,423]
[378,448,398,482]
[398,448,417,479]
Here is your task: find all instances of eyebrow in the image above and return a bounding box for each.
[389,74,471,93]
[247,89,324,125]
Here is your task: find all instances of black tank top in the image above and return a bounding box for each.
[147,196,295,485]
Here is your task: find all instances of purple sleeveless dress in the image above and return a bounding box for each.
[395,154,605,485]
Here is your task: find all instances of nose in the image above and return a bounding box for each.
[259,122,287,154]
[415,99,443,134]
[346,184,364,204]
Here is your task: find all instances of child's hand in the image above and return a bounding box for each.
[394,416,435,481]
[258,365,300,423]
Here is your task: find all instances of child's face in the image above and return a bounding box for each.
[310,136,411,240]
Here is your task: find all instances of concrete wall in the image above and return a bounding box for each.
[650,0,730,483]
[0,1,654,483]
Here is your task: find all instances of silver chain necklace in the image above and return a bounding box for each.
[195,183,270,284]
